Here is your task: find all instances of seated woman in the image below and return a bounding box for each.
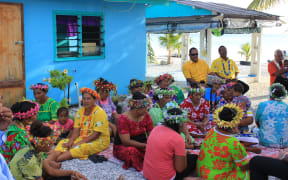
[151,73,184,104]
[256,83,288,148]
[149,89,194,149]
[113,92,153,171]
[10,120,87,180]
[54,87,110,162]
[144,106,198,180]
[197,104,249,179]
[250,150,288,180]
[0,101,39,164]
[204,78,224,113]
[216,82,235,108]
[31,83,60,124]
[180,86,214,137]
[95,78,119,137]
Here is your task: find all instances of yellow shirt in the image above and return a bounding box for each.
[211,57,239,79]
[182,59,210,83]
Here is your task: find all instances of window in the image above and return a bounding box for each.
[54,11,105,61]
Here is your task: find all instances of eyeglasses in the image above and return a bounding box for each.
[190,53,198,56]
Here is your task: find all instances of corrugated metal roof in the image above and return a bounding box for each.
[174,0,279,21]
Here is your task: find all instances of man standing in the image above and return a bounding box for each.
[182,47,210,86]
[268,49,288,85]
[211,46,239,80]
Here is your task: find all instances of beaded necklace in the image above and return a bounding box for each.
[80,106,96,137]
[222,58,231,76]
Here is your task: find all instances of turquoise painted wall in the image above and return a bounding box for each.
[146,1,212,18]
[0,0,146,104]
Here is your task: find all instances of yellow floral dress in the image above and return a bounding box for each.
[55,106,110,159]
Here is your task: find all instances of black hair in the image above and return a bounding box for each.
[164,108,183,133]
[129,79,143,90]
[35,83,48,93]
[153,88,169,102]
[218,45,226,52]
[189,47,198,55]
[30,120,52,138]
[130,78,137,84]
[57,107,69,117]
[132,92,146,100]
[218,107,236,122]
[271,85,285,99]
[11,101,37,121]
[232,83,244,93]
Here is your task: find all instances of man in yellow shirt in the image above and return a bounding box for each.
[182,47,210,86]
[211,46,239,80]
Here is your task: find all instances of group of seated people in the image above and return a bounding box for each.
[0,69,288,180]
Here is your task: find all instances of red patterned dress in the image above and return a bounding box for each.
[180,98,215,135]
[113,113,153,171]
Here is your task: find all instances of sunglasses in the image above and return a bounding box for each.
[190,53,198,56]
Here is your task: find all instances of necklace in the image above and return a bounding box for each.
[222,59,231,76]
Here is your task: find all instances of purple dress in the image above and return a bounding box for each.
[96,97,116,121]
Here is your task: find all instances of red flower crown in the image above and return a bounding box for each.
[154,73,174,85]
[80,87,100,100]
[94,80,116,91]
[13,101,40,119]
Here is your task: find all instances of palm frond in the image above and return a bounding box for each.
[248,0,281,10]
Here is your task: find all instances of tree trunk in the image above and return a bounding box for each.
[167,34,171,64]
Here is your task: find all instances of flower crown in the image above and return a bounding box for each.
[154,89,176,99]
[212,78,226,84]
[213,103,243,129]
[143,80,153,89]
[129,80,144,89]
[29,136,54,148]
[154,73,174,85]
[94,80,116,91]
[30,84,49,90]
[128,99,148,109]
[13,102,40,120]
[163,102,187,124]
[269,83,287,101]
[190,87,205,93]
[80,87,100,100]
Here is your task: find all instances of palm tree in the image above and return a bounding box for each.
[238,43,251,62]
[147,33,157,64]
[159,33,182,64]
[248,0,281,10]
[173,42,182,57]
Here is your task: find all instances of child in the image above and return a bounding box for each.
[231,83,253,133]
[284,59,288,77]
[55,107,74,139]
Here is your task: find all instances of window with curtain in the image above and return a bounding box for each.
[55,12,104,61]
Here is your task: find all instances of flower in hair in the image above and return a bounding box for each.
[213,103,243,129]
[154,73,174,85]
[190,87,205,93]
[94,79,116,91]
[154,89,177,99]
[212,78,226,84]
[13,101,40,120]
[162,102,187,124]
[128,80,144,89]
[30,84,49,90]
[269,83,287,101]
[80,87,100,99]
[128,99,148,109]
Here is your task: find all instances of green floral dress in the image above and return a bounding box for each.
[34,98,60,122]
[197,127,249,180]
[0,124,30,164]
[10,144,45,180]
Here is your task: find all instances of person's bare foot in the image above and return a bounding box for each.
[117,174,125,180]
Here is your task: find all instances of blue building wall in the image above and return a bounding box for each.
[0,0,147,104]
[146,1,212,18]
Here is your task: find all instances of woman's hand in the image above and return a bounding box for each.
[185,135,192,145]
[62,140,74,149]
[72,171,88,180]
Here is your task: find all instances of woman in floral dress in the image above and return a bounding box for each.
[197,104,250,179]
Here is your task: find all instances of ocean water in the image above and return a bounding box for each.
[150,33,288,64]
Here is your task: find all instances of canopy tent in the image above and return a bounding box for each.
[146,0,281,82]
